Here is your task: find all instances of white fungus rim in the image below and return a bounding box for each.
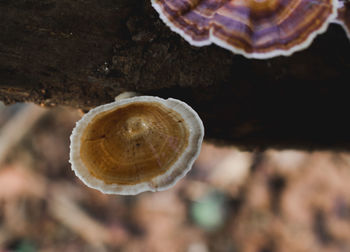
[333,19,350,39]
[332,1,350,40]
[151,0,339,59]
[69,96,204,195]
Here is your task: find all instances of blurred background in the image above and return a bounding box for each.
[0,102,350,252]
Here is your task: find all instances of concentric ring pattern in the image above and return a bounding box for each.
[152,0,338,58]
[80,102,189,185]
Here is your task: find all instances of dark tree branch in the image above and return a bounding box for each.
[1,0,350,150]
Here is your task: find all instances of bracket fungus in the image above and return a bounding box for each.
[334,0,350,39]
[151,0,338,58]
[69,95,204,195]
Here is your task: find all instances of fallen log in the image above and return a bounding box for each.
[1,0,350,150]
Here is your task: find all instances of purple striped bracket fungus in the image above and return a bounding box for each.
[151,0,339,58]
[333,0,350,39]
[69,94,204,195]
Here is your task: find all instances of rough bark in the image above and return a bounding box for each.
[1,0,350,150]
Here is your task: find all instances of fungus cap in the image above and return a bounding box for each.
[69,96,204,195]
[152,0,338,58]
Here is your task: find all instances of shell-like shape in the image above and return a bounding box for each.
[70,96,204,195]
[152,0,338,58]
[334,1,350,39]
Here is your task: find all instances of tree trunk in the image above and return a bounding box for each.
[1,0,350,150]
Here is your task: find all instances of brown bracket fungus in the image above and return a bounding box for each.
[151,0,338,58]
[333,0,350,39]
[69,95,204,195]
